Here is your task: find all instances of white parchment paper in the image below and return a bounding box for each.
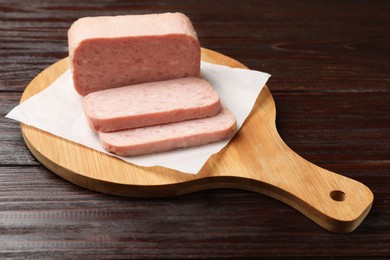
[6,61,270,174]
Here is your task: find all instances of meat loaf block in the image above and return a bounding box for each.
[68,12,200,96]
[99,106,236,156]
[83,77,221,132]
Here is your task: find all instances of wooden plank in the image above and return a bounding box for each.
[1,1,389,92]
[0,165,387,258]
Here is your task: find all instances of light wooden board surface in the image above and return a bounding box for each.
[20,48,373,233]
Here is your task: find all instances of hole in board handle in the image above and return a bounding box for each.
[330,190,346,202]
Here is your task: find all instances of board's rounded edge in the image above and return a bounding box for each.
[21,127,255,198]
[21,127,183,197]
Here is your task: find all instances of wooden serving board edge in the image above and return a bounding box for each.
[19,48,374,233]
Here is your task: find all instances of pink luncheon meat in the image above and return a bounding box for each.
[68,12,200,96]
[99,106,237,156]
[83,77,221,132]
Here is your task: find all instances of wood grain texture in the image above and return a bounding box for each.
[1,0,390,258]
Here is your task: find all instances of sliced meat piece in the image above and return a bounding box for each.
[83,77,221,132]
[68,12,200,96]
[99,106,236,156]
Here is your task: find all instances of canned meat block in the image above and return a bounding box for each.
[68,13,200,96]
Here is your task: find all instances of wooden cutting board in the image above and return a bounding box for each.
[20,48,373,233]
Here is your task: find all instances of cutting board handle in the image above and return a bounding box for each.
[20,51,373,234]
[239,130,374,233]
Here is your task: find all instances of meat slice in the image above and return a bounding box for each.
[68,12,200,96]
[99,106,236,156]
[83,77,221,132]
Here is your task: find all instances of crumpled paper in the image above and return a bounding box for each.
[6,61,270,174]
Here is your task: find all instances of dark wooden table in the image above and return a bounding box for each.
[1,0,389,258]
